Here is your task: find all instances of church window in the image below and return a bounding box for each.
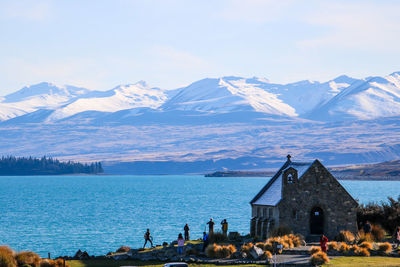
[287,173,294,183]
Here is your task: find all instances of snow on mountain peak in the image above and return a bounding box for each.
[46,82,167,121]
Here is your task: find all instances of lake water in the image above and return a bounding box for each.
[0,175,399,257]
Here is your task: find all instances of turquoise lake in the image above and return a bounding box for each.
[0,175,399,257]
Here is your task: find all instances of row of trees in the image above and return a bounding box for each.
[0,156,103,175]
[357,196,400,234]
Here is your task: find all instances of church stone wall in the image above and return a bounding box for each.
[278,161,358,239]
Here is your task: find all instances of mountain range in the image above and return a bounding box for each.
[1,72,400,174]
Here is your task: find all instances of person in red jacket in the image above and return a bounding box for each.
[320,234,328,252]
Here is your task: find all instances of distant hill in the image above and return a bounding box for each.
[330,160,400,180]
[0,156,103,175]
[205,160,400,180]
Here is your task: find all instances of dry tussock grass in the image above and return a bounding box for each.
[359,241,373,250]
[15,251,41,267]
[355,247,370,257]
[327,241,339,251]
[309,246,321,255]
[310,251,329,266]
[206,243,236,258]
[336,230,355,243]
[240,243,254,254]
[0,246,17,267]
[378,242,392,255]
[339,242,350,253]
[40,258,70,267]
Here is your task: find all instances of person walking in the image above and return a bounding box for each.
[143,228,154,248]
[207,218,215,235]
[363,221,372,234]
[202,232,209,252]
[221,219,228,236]
[320,234,328,252]
[394,226,400,248]
[184,224,190,241]
[177,233,185,256]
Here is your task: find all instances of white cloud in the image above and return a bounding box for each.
[299,2,400,51]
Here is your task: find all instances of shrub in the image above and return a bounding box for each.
[0,246,17,267]
[263,241,273,252]
[206,244,236,258]
[261,251,272,260]
[15,251,41,267]
[40,259,69,267]
[271,225,292,237]
[357,197,400,233]
[310,251,329,266]
[309,246,321,255]
[240,243,254,254]
[327,241,339,251]
[356,231,374,243]
[205,244,218,258]
[355,247,370,257]
[336,230,355,243]
[209,232,227,243]
[349,245,359,253]
[339,242,350,253]
[371,224,386,241]
[378,242,392,255]
[359,241,373,250]
[291,234,303,247]
[116,246,130,253]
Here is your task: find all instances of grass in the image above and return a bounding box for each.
[69,260,258,267]
[322,256,400,267]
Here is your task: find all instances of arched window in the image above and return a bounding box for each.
[287,173,294,183]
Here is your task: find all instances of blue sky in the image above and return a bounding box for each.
[1,0,400,94]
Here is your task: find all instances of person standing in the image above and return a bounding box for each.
[363,221,372,234]
[184,224,190,241]
[202,232,209,252]
[143,228,154,248]
[394,226,400,248]
[320,234,328,252]
[177,233,185,256]
[221,219,228,236]
[207,218,215,234]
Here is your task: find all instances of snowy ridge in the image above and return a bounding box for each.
[46,81,167,121]
[1,72,400,122]
[307,72,400,121]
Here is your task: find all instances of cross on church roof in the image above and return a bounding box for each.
[287,154,292,161]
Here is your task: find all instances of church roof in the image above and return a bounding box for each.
[250,159,314,206]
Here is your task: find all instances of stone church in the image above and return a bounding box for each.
[250,155,358,239]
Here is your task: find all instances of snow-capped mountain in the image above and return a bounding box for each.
[46,81,167,121]
[0,82,89,121]
[307,72,400,121]
[161,77,297,116]
[1,72,400,123]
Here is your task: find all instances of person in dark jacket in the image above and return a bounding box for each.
[363,221,372,234]
[184,224,190,241]
[202,232,209,251]
[143,228,154,248]
[221,219,228,236]
[207,218,215,234]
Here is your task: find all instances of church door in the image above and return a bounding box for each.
[310,207,324,235]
